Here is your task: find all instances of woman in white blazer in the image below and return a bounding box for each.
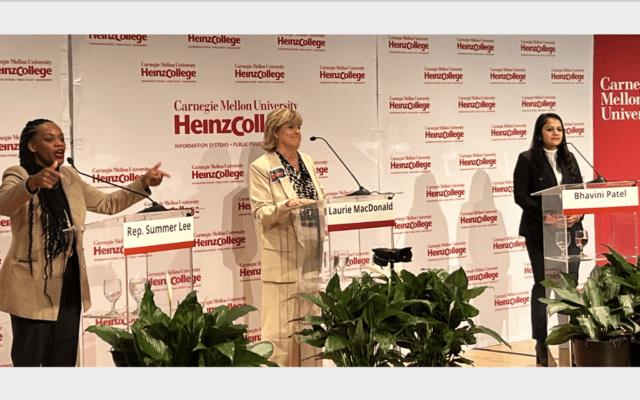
[249,108,325,366]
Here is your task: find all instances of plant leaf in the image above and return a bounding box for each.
[214,342,235,362]
[325,334,349,352]
[618,294,635,316]
[85,325,132,348]
[468,325,511,348]
[214,304,256,327]
[541,299,581,316]
[446,268,469,290]
[233,348,274,367]
[464,286,486,301]
[545,324,583,345]
[577,315,598,340]
[603,245,636,275]
[133,328,171,365]
[296,292,329,313]
[248,341,274,359]
[552,288,585,306]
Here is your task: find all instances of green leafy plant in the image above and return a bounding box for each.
[86,283,277,366]
[599,246,640,340]
[393,268,510,366]
[295,272,405,367]
[541,262,637,345]
[296,267,509,367]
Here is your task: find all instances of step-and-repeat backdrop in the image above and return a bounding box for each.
[0,35,70,366]
[378,35,594,343]
[1,34,596,365]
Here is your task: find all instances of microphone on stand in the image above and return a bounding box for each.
[66,157,167,213]
[309,136,370,196]
[566,142,607,183]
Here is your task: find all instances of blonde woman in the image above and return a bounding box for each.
[249,108,325,366]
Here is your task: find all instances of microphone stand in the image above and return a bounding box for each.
[310,136,370,196]
[66,157,167,213]
[566,142,607,184]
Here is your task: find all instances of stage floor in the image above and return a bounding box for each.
[467,339,538,367]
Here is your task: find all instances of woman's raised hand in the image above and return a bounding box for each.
[28,160,62,191]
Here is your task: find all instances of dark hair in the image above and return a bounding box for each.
[19,118,71,305]
[529,113,580,181]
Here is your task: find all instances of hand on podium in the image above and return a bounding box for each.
[543,213,567,229]
[286,198,316,208]
[543,213,581,229]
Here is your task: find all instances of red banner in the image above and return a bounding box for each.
[593,35,640,257]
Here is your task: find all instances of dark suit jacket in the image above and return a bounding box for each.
[513,149,584,241]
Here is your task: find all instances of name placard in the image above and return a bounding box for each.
[326,198,394,232]
[123,216,195,255]
[562,187,639,215]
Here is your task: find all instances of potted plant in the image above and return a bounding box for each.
[86,283,277,366]
[294,272,406,366]
[296,267,509,367]
[598,247,640,366]
[541,264,635,366]
[392,268,510,366]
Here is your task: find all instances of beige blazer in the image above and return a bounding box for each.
[249,152,325,283]
[0,165,148,321]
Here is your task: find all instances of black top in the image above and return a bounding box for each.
[276,151,318,200]
[513,149,584,241]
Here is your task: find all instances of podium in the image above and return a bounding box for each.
[79,209,195,366]
[323,194,395,283]
[532,180,639,366]
[295,201,326,294]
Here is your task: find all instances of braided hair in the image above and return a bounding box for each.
[528,112,581,182]
[19,119,72,305]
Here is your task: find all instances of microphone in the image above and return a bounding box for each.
[66,157,167,213]
[566,142,607,183]
[310,136,370,196]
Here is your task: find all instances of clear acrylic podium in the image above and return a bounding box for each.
[293,201,325,367]
[296,201,326,294]
[79,209,195,367]
[293,197,396,366]
[323,194,395,284]
[532,180,639,367]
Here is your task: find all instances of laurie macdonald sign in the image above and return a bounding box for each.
[123,216,195,255]
[325,197,394,232]
[562,187,639,215]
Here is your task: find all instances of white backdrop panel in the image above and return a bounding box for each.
[0,35,69,366]
[71,34,377,365]
[377,35,594,345]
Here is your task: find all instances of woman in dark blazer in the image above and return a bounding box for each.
[513,112,583,367]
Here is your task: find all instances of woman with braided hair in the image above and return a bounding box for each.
[0,119,169,366]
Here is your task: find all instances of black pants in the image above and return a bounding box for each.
[526,237,579,341]
[10,253,81,367]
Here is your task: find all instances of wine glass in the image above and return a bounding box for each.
[575,230,588,258]
[332,251,350,279]
[103,278,122,317]
[339,252,351,279]
[555,231,570,259]
[129,277,146,315]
